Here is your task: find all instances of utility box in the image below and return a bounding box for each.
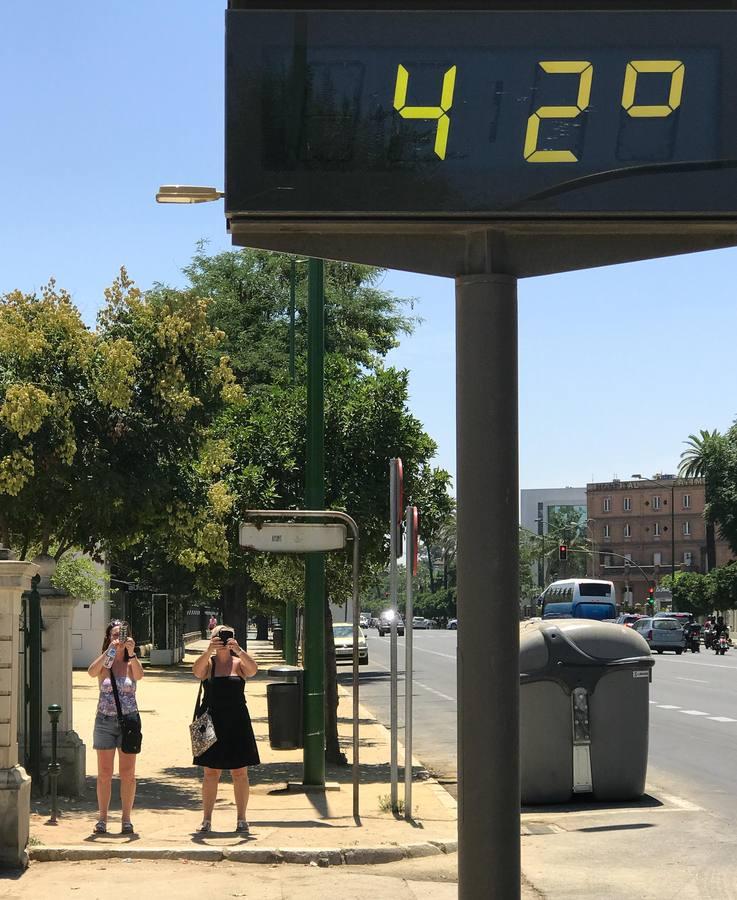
[520,619,653,804]
[266,665,303,750]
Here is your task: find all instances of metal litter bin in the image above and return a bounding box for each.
[272,625,284,653]
[267,665,303,750]
[520,619,653,804]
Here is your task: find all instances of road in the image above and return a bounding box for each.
[339,630,737,819]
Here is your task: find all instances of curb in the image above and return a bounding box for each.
[29,839,458,866]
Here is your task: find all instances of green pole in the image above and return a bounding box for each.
[28,574,43,786]
[284,257,297,665]
[303,257,326,786]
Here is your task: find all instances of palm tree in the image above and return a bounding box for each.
[679,429,725,572]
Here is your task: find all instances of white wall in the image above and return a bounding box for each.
[72,595,110,668]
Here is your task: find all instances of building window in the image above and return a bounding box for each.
[683,494,691,509]
[603,524,610,539]
[604,555,612,567]
[653,552,662,565]
[683,521,691,536]
[624,552,632,562]
[604,497,611,512]
[652,496,661,510]
[624,523,631,538]
[623,497,631,511]
[654,522,661,536]
[684,551,693,565]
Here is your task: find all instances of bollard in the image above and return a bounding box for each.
[47,704,62,825]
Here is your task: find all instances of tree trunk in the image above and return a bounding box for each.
[706,521,717,572]
[324,599,347,765]
[426,548,436,593]
[221,573,249,646]
[253,614,269,641]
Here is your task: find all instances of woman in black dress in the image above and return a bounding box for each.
[192,624,260,833]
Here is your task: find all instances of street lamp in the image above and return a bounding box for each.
[585,518,596,577]
[155,185,224,204]
[535,515,545,589]
[631,473,676,581]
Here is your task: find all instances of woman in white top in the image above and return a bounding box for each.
[87,620,143,835]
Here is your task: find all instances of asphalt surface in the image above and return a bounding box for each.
[341,629,737,825]
[338,628,458,791]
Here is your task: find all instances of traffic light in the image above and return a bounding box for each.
[558,544,568,561]
[647,586,655,609]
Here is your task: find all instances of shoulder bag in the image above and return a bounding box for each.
[190,658,217,757]
[110,672,143,755]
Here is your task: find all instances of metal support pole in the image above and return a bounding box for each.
[285,257,298,666]
[351,527,361,820]
[303,257,326,786]
[456,273,520,900]
[47,704,61,824]
[404,506,414,820]
[389,460,399,809]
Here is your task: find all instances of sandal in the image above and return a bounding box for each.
[121,822,135,835]
[197,820,211,834]
[235,820,250,835]
[93,820,107,835]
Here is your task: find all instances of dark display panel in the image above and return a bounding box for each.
[226,10,737,217]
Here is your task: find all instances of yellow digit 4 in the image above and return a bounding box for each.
[622,60,685,118]
[393,63,457,160]
[524,61,593,163]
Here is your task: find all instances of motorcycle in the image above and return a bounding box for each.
[704,626,716,650]
[686,627,701,653]
[715,633,729,656]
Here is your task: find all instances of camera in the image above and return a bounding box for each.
[219,629,234,644]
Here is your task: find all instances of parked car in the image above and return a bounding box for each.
[377,610,404,636]
[412,616,428,629]
[616,614,643,628]
[447,618,458,630]
[631,616,685,654]
[332,623,369,665]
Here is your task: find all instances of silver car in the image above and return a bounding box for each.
[632,616,685,654]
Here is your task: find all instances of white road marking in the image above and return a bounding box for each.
[675,677,709,684]
[656,705,681,710]
[708,716,737,723]
[368,659,457,703]
[660,659,737,671]
[410,646,457,661]
[680,709,710,716]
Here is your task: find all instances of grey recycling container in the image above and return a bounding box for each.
[267,665,303,750]
[520,619,653,804]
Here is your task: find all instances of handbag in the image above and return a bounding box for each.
[110,672,143,755]
[190,662,217,758]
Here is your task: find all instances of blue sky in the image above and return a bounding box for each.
[2,2,735,494]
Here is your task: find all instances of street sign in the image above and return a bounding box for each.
[238,522,347,552]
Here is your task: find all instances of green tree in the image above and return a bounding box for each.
[679,428,727,571]
[659,570,712,617]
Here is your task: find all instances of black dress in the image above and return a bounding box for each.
[193,674,260,770]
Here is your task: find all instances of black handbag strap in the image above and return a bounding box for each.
[109,669,124,723]
[193,654,217,721]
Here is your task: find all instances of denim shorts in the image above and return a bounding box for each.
[93,713,122,750]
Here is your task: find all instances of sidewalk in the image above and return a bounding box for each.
[27,644,457,868]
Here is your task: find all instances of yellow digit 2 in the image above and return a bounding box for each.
[524,61,593,163]
[393,64,457,160]
[622,60,685,118]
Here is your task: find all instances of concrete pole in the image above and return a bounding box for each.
[0,555,37,869]
[456,273,520,899]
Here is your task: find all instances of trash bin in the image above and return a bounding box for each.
[520,619,654,804]
[266,665,303,750]
[272,625,284,653]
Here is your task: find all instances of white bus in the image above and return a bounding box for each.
[541,578,616,621]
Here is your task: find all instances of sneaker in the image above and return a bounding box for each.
[235,820,250,835]
[197,820,211,834]
[93,820,107,835]
[121,822,134,835]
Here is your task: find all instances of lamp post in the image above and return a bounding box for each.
[631,474,676,581]
[586,518,596,577]
[535,515,545,589]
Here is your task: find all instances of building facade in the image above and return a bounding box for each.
[521,486,588,592]
[586,475,732,608]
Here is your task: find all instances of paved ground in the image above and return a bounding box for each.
[26,653,456,856]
